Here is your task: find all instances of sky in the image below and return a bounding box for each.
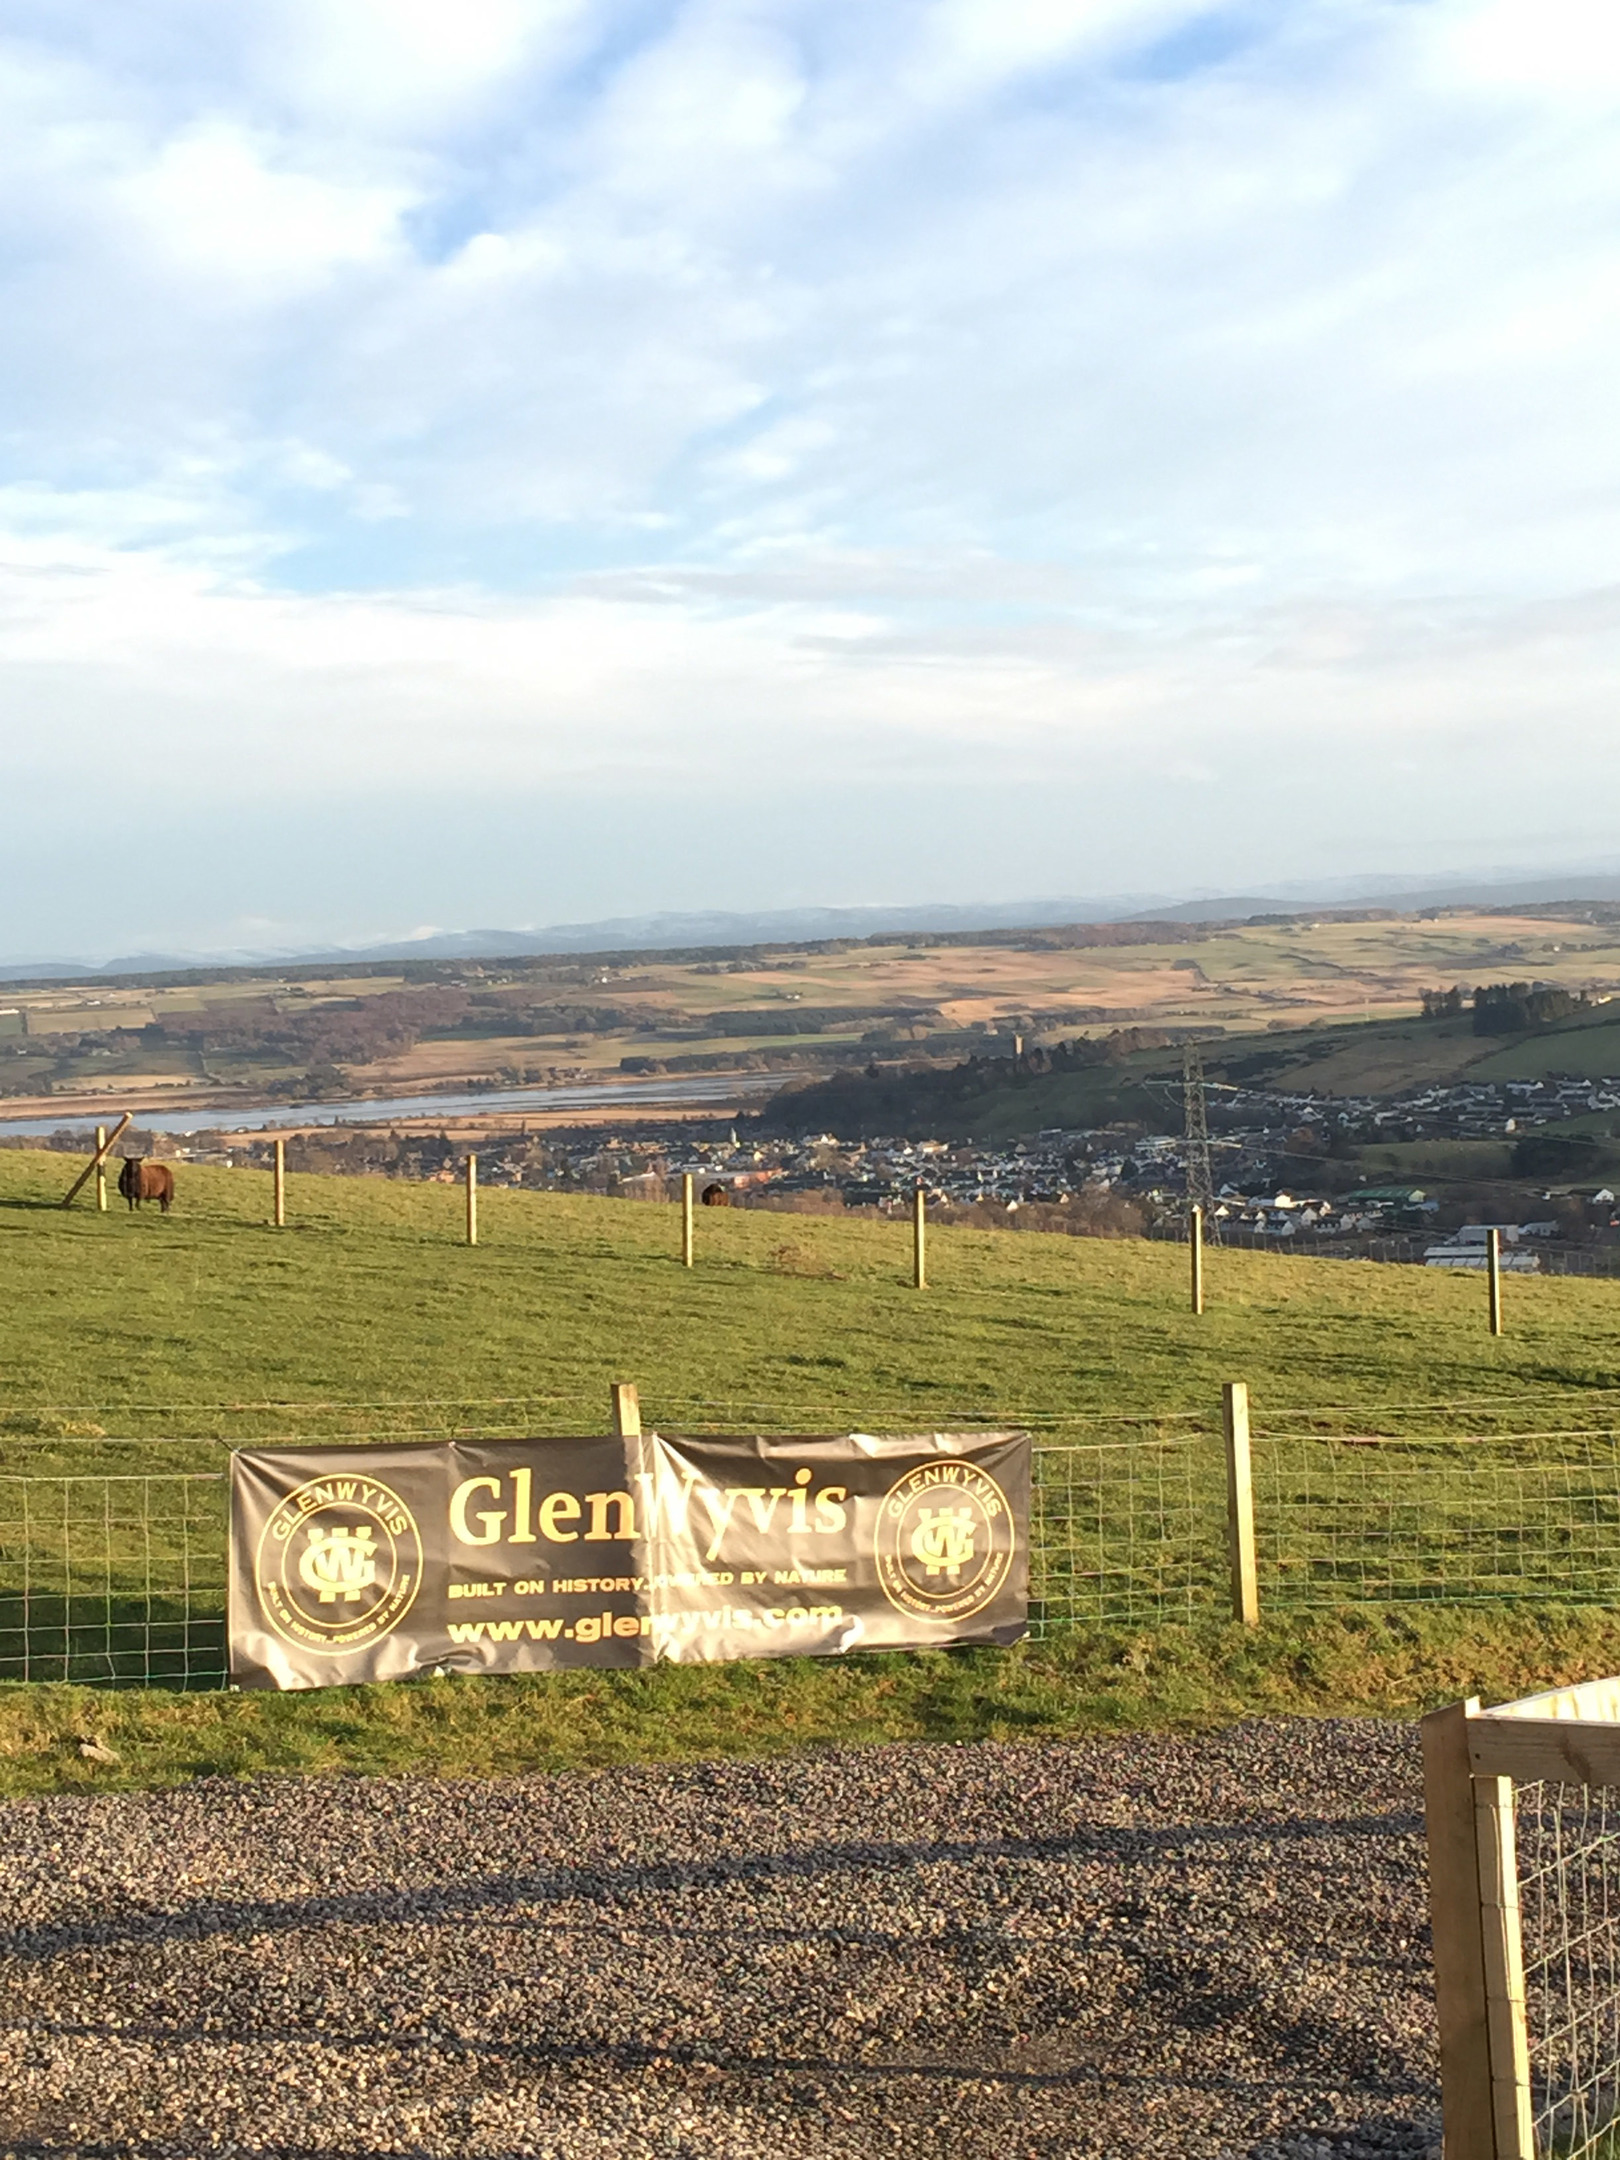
[3,0,1620,958]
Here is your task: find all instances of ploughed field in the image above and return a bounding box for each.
[0,1722,1437,2160]
[11,907,1620,1125]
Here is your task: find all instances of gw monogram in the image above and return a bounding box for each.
[255,1476,424,1653]
[875,1459,1016,1623]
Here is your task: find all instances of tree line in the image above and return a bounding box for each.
[1420,982,1593,1034]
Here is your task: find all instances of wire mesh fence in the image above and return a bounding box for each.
[1518,1778,1620,2159]
[0,1437,1225,1682]
[1252,1429,1620,1610]
[1029,1434,1224,1631]
[7,1408,1620,1688]
[1427,1695,1620,2160]
[0,1473,228,1687]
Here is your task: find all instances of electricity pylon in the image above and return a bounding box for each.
[1182,1043,1219,1240]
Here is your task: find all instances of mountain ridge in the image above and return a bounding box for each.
[8,865,1620,984]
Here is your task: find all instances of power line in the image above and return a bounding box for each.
[1183,1042,1219,1236]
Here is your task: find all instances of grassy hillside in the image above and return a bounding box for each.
[1469,1012,1620,1079]
[1356,1139,1518,1181]
[3,1146,1619,1447]
[5,1147,1620,1792]
[767,1004,1620,1142]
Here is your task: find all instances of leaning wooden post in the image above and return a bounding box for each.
[272,1136,286,1228]
[1421,1699,1498,2160]
[1190,1203,1205,1315]
[610,1381,642,1437]
[681,1172,694,1269]
[60,1111,132,1208]
[1487,1227,1503,1338]
[465,1152,478,1247]
[912,1183,927,1290]
[95,1126,108,1213]
[1222,1380,1258,1626]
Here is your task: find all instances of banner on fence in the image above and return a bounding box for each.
[228,1430,1029,1690]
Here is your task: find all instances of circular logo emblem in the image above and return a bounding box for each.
[255,1475,423,1655]
[875,1460,1017,1623]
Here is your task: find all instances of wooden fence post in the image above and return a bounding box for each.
[465,1152,478,1247]
[1488,1228,1503,1337]
[682,1172,694,1269]
[1190,1203,1204,1315]
[273,1137,286,1229]
[60,1111,132,1208]
[912,1184,927,1290]
[1222,1380,1258,1626]
[95,1127,108,1213]
[1422,1699,1498,2159]
[610,1381,642,1438]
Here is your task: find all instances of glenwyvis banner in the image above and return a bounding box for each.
[228,1431,1030,1691]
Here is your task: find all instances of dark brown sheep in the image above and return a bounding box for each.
[700,1182,731,1207]
[118,1158,176,1214]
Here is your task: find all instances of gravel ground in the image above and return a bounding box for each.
[0,1720,1441,2160]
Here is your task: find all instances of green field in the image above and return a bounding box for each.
[5,1145,1620,1440]
[771,1004,1620,1142]
[4,1144,1620,1791]
[1471,1012,1620,1079]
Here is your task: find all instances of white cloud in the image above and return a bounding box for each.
[2,0,1620,944]
[116,123,411,289]
[269,0,554,118]
[3,522,1618,811]
[1436,0,1620,102]
[906,0,1196,100]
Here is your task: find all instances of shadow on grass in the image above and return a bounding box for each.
[0,1593,225,1691]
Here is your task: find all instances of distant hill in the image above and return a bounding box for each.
[0,898,1175,982]
[1139,874,1620,924]
[9,857,1620,981]
[317,897,1177,963]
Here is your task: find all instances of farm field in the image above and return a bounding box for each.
[4,1146,1620,1792]
[779,1000,1620,1143]
[8,905,1620,1126]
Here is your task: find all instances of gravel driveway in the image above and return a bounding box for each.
[0,1719,1439,2159]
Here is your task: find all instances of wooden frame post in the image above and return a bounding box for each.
[60,1111,132,1208]
[912,1183,927,1290]
[1190,1203,1205,1315]
[1422,1699,1502,2160]
[682,1171,694,1268]
[273,1137,286,1229]
[1222,1380,1258,1626]
[610,1381,641,1438]
[465,1152,478,1247]
[1488,1227,1503,1337]
[95,1127,108,1213]
[1475,1771,1533,2158]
